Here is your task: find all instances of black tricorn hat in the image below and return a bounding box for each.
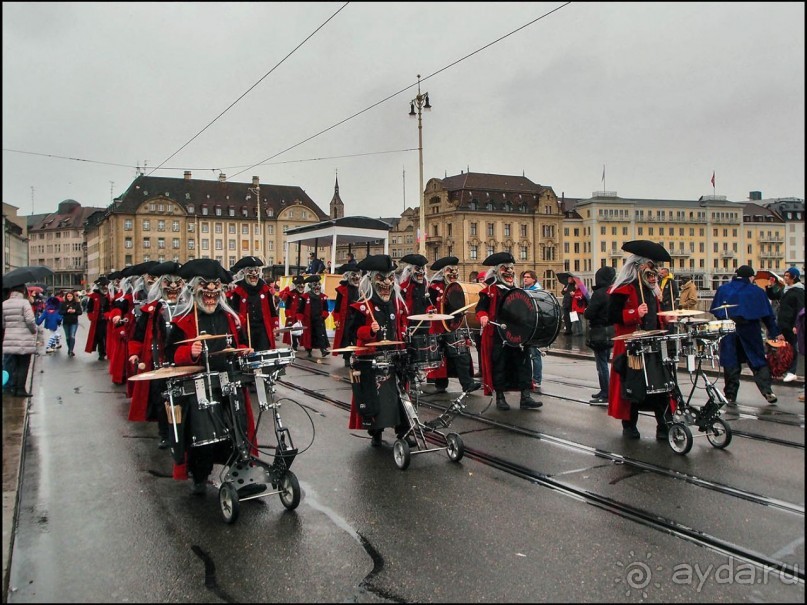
[335,263,355,275]
[357,254,395,272]
[400,253,428,267]
[305,275,321,283]
[119,266,136,278]
[95,275,109,286]
[178,258,226,281]
[107,271,122,280]
[621,240,671,263]
[131,260,161,276]
[430,256,459,271]
[231,256,264,271]
[736,265,755,278]
[292,275,306,285]
[482,252,515,267]
[151,261,182,277]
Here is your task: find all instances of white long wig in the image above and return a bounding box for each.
[358,270,405,308]
[173,276,241,328]
[609,254,661,299]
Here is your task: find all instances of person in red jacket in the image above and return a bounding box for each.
[127,261,184,449]
[85,276,110,360]
[228,256,279,352]
[165,259,256,495]
[331,264,361,366]
[277,276,306,350]
[297,275,331,358]
[475,252,541,411]
[345,254,411,447]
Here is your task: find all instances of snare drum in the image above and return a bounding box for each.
[166,372,231,447]
[406,333,443,369]
[696,319,736,338]
[240,348,295,371]
[441,329,470,358]
[625,337,675,395]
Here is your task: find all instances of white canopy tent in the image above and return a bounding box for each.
[283,216,392,275]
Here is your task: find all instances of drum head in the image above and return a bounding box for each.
[441,282,482,331]
[497,288,561,348]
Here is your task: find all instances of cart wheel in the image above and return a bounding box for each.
[393,439,411,470]
[446,432,464,462]
[278,471,301,510]
[668,422,693,455]
[706,418,732,449]
[219,483,240,524]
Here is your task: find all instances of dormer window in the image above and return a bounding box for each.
[228,206,235,217]
[215,206,222,216]
[187,204,194,213]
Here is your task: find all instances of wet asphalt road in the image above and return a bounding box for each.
[4,317,805,602]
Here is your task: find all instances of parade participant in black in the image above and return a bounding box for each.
[398,254,432,331]
[104,270,124,364]
[127,261,184,448]
[297,275,331,357]
[584,266,616,404]
[713,265,783,404]
[228,256,280,352]
[85,276,110,360]
[346,254,412,447]
[607,241,672,439]
[658,266,679,313]
[476,252,541,410]
[332,263,361,366]
[426,256,480,395]
[560,275,576,335]
[165,259,257,495]
[278,275,306,350]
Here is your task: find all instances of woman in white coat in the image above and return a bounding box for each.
[2,284,38,397]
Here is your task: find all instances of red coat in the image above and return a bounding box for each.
[347,297,408,430]
[230,283,279,350]
[169,310,258,469]
[426,280,454,380]
[127,301,168,422]
[475,283,508,396]
[84,292,108,353]
[296,291,329,350]
[607,283,673,421]
[331,283,358,352]
[109,294,134,385]
[278,287,304,345]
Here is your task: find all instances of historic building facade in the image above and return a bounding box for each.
[3,202,29,273]
[84,172,329,282]
[762,197,805,270]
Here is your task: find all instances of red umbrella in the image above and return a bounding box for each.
[755,270,782,283]
[27,285,44,295]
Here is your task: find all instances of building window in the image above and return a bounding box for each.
[158,238,165,249]
[242,225,249,235]
[143,238,151,248]
[201,240,209,251]
[487,223,494,237]
[228,207,235,217]
[172,220,180,232]
[470,223,477,237]
[142,220,150,231]
[215,239,223,250]
[173,238,180,249]
[202,206,209,216]
[215,223,223,234]
[157,220,165,231]
[188,239,195,250]
[124,219,133,231]
[124,237,133,249]
[187,223,195,232]
[187,204,194,213]
[228,240,236,250]
[215,206,222,216]
[519,246,527,260]
[521,225,527,238]
[201,223,209,233]
[504,224,511,237]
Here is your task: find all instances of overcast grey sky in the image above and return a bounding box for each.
[3,2,804,219]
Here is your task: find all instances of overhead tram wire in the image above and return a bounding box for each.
[229,1,572,180]
[145,2,350,178]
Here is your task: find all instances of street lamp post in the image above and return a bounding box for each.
[409,74,431,255]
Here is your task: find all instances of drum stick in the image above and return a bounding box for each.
[451,301,477,315]
[247,312,252,350]
[169,400,179,442]
[193,301,199,336]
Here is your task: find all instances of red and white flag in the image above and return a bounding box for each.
[710,171,715,188]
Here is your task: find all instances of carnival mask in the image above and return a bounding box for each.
[444,266,459,283]
[295,282,306,293]
[145,273,158,289]
[641,268,658,288]
[244,267,262,286]
[412,266,425,284]
[311,282,322,295]
[195,278,222,314]
[373,271,395,302]
[498,263,516,286]
[161,276,184,303]
[347,271,361,287]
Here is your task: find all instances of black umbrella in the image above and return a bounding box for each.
[556,272,573,285]
[2,265,54,289]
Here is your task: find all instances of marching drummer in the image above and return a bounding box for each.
[127,261,184,449]
[332,263,361,366]
[607,240,672,440]
[228,256,280,352]
[165,258,257,496]
[346,254,412,447]
[475,252,541,411]
[84,275,111,361]
[398,253,432,329]
[297,275,331,358]
[426,255,481,395]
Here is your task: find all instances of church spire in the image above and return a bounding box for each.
[330,170,344,219]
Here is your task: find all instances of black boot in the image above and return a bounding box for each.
[519,389,543,409]
[496,391,510,410]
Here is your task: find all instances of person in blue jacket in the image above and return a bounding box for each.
[711,265,784,404]
[36,296,63,353]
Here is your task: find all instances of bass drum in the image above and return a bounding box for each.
[496,288,562,348]
[440,282,483,331]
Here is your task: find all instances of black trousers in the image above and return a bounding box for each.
[723,364,772,400]
[12,354,32,394]
[621,394,671,429]
[434,351,476,391]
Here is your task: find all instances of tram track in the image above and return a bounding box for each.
[281,361,805,583]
